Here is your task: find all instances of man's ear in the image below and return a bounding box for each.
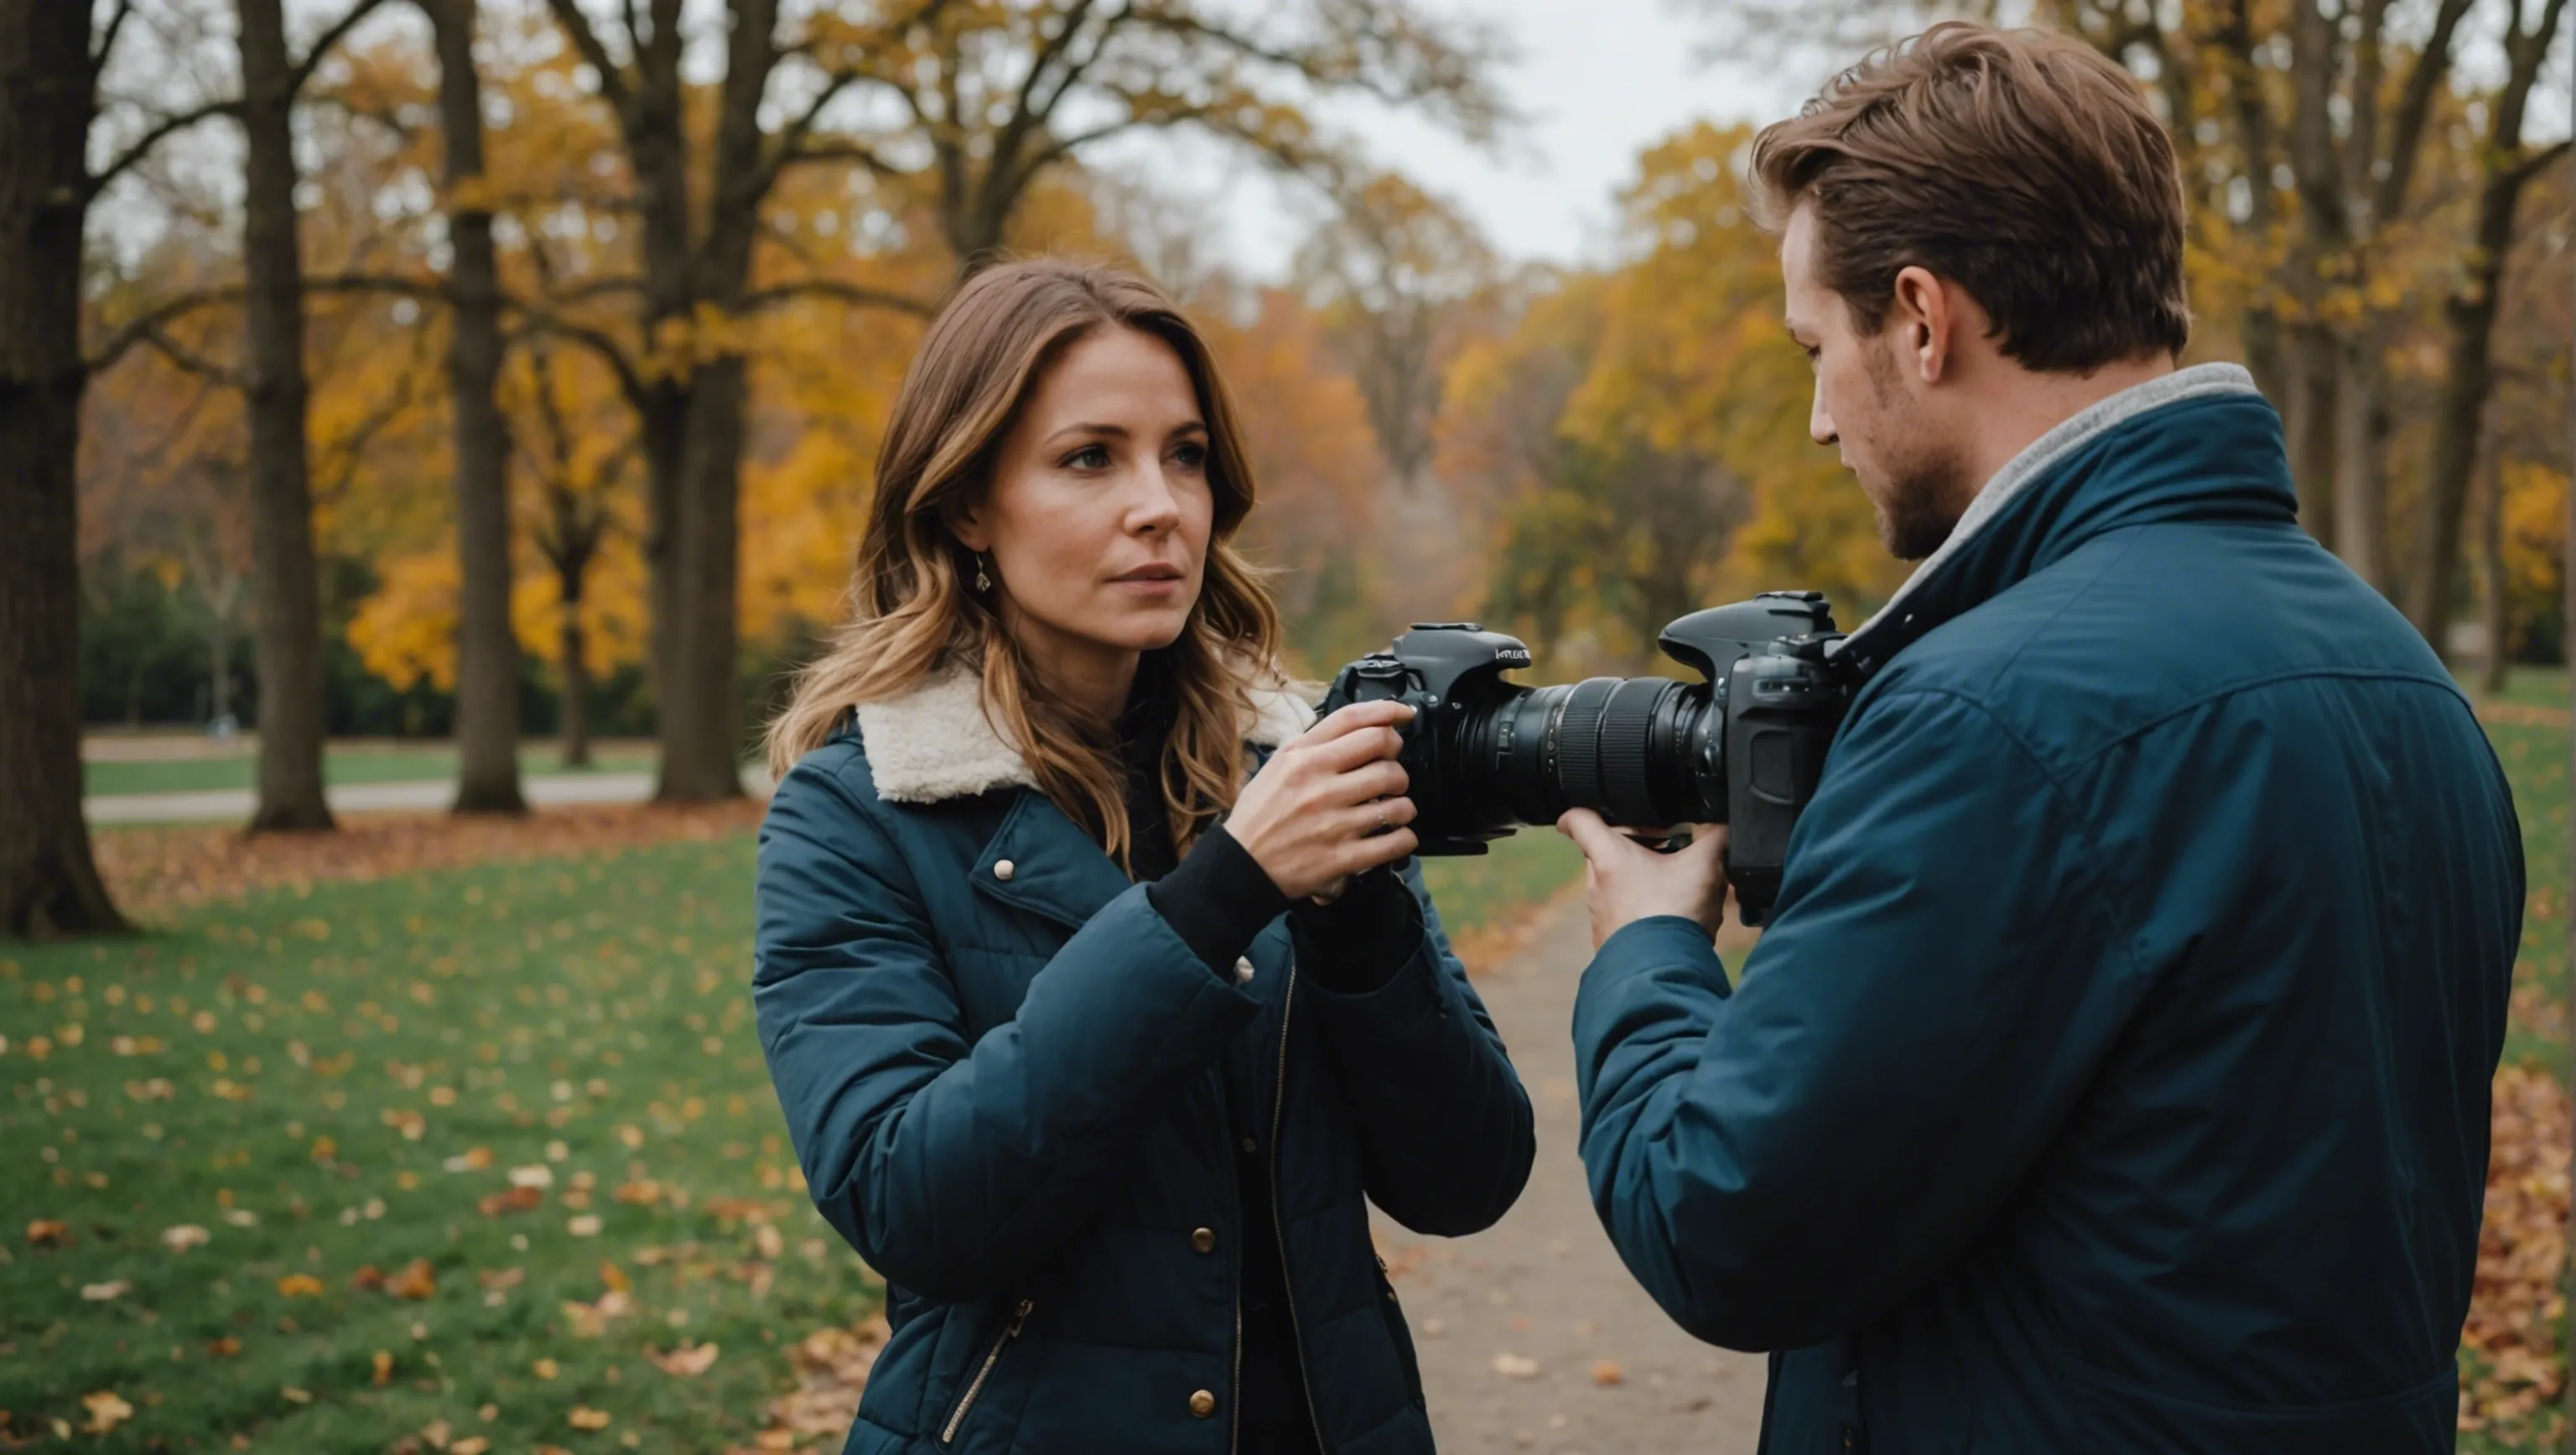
[1888,265,1952,385]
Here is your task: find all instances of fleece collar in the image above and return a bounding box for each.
[854,665,1316,806]
[1840,363,2284,672]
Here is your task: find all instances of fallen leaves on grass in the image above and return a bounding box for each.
[647,1342,721,1378]
[160,1224,210,1252]
[387,1259,438,1300]
[80,1392,133,1435]
[735,1317,890,1453]
[478,1186,543,1217]
[2460,1064,2571,1437]
[94,802,765,917]
[25,1219,69,1248]
[569,1407,611,1432]
[80,1280,131,1302]
[276,1274,325,1298]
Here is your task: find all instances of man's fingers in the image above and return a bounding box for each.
[1555,808,1633,863]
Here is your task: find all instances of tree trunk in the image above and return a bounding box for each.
[558,590,590,770]
[0,0,127,938]
[2476,439,2506,695]
[2334,329,2392,593]
[649,0,777,803]
[2404,184,2516,654]
[208,616,232,720]
[2282,322,2341,550]
[429,0,524,813]
[236,0,333,832]
[657,354,747,800]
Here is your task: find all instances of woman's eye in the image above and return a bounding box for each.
[1062,444,1110,470]
[1171,441,1208,470]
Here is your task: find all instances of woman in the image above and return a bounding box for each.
[753,258,1535,1455]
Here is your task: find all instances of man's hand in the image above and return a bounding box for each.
[1555,810,1730,951]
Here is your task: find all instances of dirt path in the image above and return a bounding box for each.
[1374,893,1769,1454]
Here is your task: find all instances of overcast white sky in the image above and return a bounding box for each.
[1177,0,1820,278]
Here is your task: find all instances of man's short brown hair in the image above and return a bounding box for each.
[1750,22,2190,372]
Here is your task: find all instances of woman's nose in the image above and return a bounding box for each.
[1127,464,1184,532]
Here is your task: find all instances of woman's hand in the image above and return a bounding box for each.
[1227,700,1420,901]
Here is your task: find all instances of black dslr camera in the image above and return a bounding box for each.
[1318,592,1862,925]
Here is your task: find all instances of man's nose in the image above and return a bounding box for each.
[1810,388,1837,448]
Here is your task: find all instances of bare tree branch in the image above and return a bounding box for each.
[543,0,634,112]
[93,0,138,76]
[287,0,397,100]
[739,277,933,316]
[2506,138,2572,190]
[2371,0,2476,222]
[507,311,652,413]
[135,326,254,391]
[88,99,242,200]
[87,272,446,373]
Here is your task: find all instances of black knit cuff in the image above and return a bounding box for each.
[1289,864,1420,994]
[1147,824,1293,977]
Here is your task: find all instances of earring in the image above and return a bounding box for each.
[974,553,992,593]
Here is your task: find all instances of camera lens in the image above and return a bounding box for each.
[1443,675,1721,834]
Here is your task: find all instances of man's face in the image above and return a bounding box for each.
[1781,203,1972,561]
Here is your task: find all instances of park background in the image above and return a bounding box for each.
[2,0,2570,1449]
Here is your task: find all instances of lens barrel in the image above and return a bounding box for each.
[1442,675,1721,834]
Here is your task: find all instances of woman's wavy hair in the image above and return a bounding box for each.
[766,258,1286,867]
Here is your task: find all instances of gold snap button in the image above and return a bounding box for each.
[1192,1227,1216,1254]
[1233,956,1255,983]
[993,859,1015,882]
[1239,1136,1256,1154]
[1188,1390,1217,1418]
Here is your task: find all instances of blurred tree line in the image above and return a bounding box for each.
[1,0,2566,939]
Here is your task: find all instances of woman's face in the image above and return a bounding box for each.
[954,326,1217,700]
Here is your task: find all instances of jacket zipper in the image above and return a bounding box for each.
[1267,954,1332,1452]
[939,1297,1033,1445]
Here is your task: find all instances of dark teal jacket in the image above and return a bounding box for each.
[754,698,1535,1455]
[1573,368,2523,1454]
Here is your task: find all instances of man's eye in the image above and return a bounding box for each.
[1062,444,1110,470]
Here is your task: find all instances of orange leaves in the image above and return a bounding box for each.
[478,1186,543,1217]
[277,1274,325,1298]
[1590,1359,1626,1387]
[387,1259,439,1301]
[2460,1064,2571,1434]
[25,1219,70,1248]
[747,1317,891,1450]
[647,1342,720,1378]
[567,1407,612,1432]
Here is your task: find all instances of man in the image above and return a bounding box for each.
[1555,22,2524,1455]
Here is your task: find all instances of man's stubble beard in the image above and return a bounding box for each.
[1863,339,1976,562]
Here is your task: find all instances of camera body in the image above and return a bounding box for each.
[1318,591,1862,925]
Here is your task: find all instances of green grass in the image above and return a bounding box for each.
[2462,665,2572,715]
[1,837,846,1452]
[2491,717,2572,1073]
[83,746,657,799]
[1415,829,1586,936]
[0,826,1581,1452]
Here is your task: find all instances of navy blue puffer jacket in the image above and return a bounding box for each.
[755,674,1535,1454]
[1574,366,2523,1454]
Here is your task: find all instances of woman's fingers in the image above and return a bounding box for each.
[1298,720,1408,776]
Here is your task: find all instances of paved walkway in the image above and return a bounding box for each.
[83,770,770,825]
[1375,895,1768,1454]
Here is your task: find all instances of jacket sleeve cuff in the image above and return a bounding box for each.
[1289,865,1419,994]
[1146,824,1292,974]
[1587,916,1730,990]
